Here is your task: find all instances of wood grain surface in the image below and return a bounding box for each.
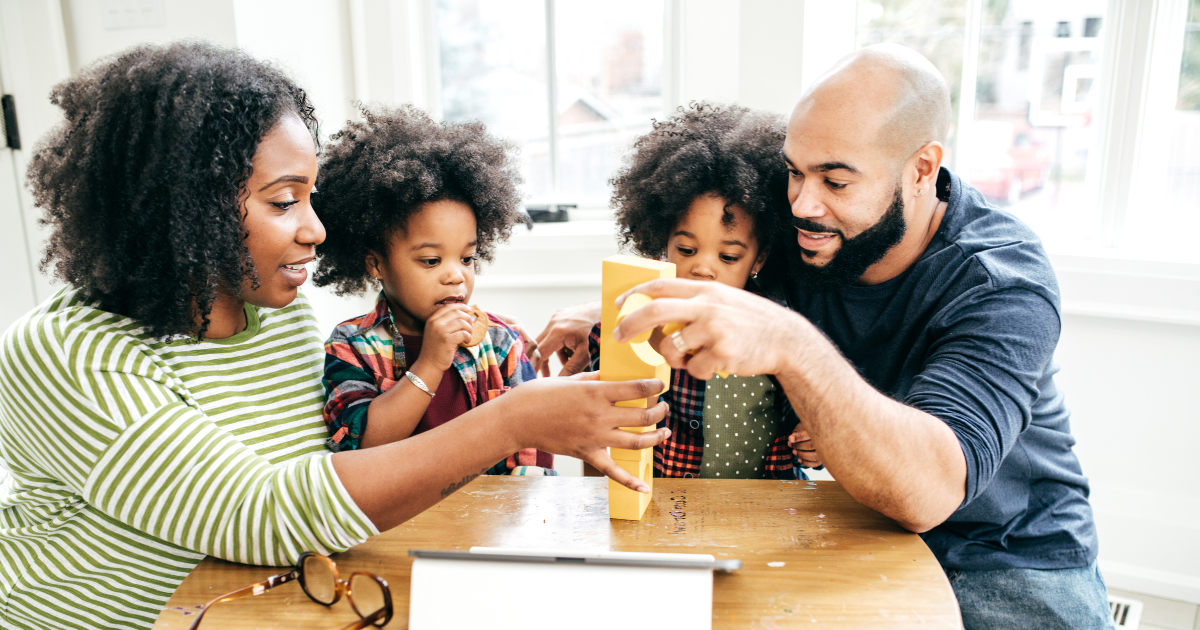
[153,477,962,629]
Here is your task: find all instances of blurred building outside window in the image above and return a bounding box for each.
[858,0,1109,253]
[1159,0,1200,248]
[436,0,665,210]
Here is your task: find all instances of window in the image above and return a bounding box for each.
[429,0,1196,262]
[857,0,1108,251]
[1163,0,1200,235]
[436,0,665,206]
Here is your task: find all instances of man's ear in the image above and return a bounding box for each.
[911,141,945,196]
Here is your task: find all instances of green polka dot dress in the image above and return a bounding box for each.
[698,375,781,478]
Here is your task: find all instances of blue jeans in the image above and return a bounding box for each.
[945,560,1114,630]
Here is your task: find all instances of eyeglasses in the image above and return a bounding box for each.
[188,552,393,629]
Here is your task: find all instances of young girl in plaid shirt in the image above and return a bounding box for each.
[588,103,804,480]
[312,106,551,475]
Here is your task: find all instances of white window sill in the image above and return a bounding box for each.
[1050,253,1200,327]
[488,217,1200,327]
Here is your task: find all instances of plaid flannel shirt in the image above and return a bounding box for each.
[323,292,547,473]
[587,323,800,479]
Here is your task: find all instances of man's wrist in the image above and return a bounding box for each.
[771,314,849,404]
[768,309,819,381]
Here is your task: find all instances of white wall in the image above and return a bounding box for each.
[232,0,357,137]
[679,0,856,116]
[60,0,238,71]
[1060,315,1200,602]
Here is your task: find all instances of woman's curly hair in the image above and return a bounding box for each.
[610,102,790,259]
[313,105,523,296]
[27,41,317,340]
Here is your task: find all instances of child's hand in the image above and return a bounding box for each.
[417,303,475,372]
[787,422,824,468]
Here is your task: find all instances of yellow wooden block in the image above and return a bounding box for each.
[598,256,674,408]
[599,256,672,520]
[608,459,653,520]
[610,445,655,463]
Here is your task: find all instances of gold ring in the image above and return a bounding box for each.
[669,331,690,354]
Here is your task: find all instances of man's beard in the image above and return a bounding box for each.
[785,183,907,291]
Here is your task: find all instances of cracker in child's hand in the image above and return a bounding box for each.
[461,305,489,347]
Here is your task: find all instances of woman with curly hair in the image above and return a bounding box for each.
[314,106,552,474]
[0,42,666,629]
[543,102,803,480]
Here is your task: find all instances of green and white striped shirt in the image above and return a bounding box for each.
[0,288,377,629]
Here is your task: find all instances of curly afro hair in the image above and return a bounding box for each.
[610,102,790,259]
[27,41,317,340]
[312,105,524,296]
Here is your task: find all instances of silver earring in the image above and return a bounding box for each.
[917,188,925,196]
[751,271,759,279]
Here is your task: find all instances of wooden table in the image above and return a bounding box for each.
[153,477,961,629]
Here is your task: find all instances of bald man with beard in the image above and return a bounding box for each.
[536,44,1112,629]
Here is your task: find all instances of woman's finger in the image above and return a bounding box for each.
[611,426,670,451]
[601,402,668,435]
[595,378,667,405]
[586,451,650,493]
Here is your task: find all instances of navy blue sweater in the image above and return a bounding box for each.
[759,168,1097,570]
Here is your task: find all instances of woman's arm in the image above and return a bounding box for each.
[11,308,666,566]
[333,374,669,531]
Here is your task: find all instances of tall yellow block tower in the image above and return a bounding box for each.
[599,255,674,520]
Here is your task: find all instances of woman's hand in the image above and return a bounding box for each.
[533,301,602,376]
[335,368,669,530]
[500,372,669,492]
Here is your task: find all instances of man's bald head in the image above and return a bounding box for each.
[792,44,951,167]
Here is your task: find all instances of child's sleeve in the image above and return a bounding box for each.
[492,316,537,389]
[322,325,382,452]
[486,317,555,472]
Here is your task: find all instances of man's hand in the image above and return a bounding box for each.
[418,303,475,372]
[611,279,810,380]
[788,423,823,468]
[533,301,602,376]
